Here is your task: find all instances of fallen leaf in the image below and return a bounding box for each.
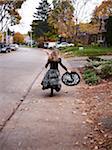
[94,146,98,149]
[84,136,88,139]
[25,108,29,111]
[75,141,79,145]
[86,119,93,124]
[72,111,76,114]
[82,112,87,116]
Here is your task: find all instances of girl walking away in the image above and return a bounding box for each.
[41,50,68,96]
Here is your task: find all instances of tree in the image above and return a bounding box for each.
[13,32,24,44]
[72,0,92,37]
[91,0,112,23]
[0,32,2,41]
[0,0,26,32]
[31,20,50,39]
[31,0,51,40]
[48,0,75,40]
[79,23,99,34]
[72,0,91,22]
[90,0,112,47]
[33,0,50,21]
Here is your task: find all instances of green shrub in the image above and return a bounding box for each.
[91,42,100,47]
[101,63,112,78]
[83,69,101,85]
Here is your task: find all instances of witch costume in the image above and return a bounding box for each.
[41,58,67,92]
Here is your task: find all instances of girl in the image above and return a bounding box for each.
[41,50,68,96]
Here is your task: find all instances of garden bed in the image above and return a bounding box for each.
[82,56,112,85]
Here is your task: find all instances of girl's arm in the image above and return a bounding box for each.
[45,60,50,68]
[59,58,67,71]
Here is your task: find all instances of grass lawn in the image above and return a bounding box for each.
[60,46,112,57]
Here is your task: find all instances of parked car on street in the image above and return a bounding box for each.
[5,44,11,52]
[44,42,49,49]
[0,43,11,53]
[44,42,56,49]
[10,44,19,51]
[56,42,74,48]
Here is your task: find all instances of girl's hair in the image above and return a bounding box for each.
[48,50,60,61]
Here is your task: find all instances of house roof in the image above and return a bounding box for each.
[79,23,100,34]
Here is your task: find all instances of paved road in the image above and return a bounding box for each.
[0,47,47,128]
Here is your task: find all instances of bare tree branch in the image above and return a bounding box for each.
[0,0,26,32]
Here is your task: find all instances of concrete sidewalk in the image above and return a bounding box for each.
[66,55,112,68]
[67,55,112,61]
[0,68,90,150]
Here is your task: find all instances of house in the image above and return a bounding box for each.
[97,16,109,46]
[76,23,100,45]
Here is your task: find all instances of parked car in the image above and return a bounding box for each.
[44,42,56,49]
[5,44,11,52]
[0,43,11,53]
[56,42,74,48]
[10,44,19,51]
[44,42,49,49]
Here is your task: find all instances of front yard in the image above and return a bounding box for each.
[61,46,112,57]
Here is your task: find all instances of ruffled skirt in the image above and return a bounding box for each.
[41,69,61,91]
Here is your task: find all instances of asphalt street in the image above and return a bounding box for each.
[0,47,47,129]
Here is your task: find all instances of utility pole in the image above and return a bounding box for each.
[6,27,8,44]
[1,32,4,43]
[6,27,10,44]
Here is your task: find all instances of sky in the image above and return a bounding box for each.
[10,0,103,34]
